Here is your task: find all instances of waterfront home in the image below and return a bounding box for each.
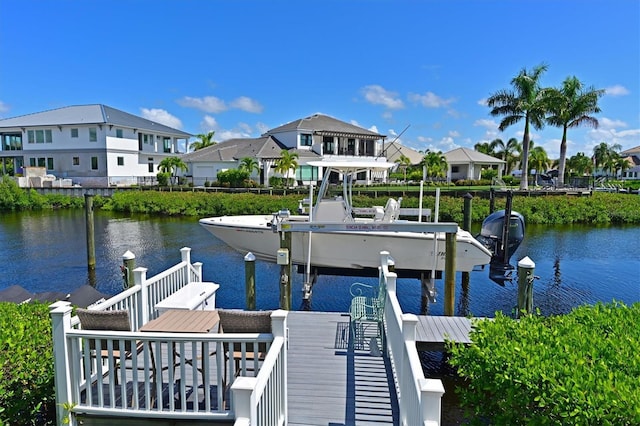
[0,104,191,187]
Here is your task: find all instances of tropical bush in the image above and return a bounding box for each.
[447,302,640,425]
[217,169,250,188]
[0,302,56,425]
[156,172,170,187]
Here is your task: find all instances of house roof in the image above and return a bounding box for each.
[445,147,505,164]
[181,135,316,162]
[0,104,192,137]
[267,113,385,140]
[381,141,424,164]
[620,145,640,156]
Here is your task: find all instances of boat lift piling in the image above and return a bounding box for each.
[244,252,256,310]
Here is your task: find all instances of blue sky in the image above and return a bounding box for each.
[1,0,638,159]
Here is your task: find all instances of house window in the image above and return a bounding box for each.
[452,166,459,173]
[47,158,54,170]
[163,137,171,153]
[300,133,313,147]
[2,134,22,151]
[323,136,334,154]
[89,127,97,142]
[116,128,123,138]
[72,157,80,166]
[91,156,98,170]
[117,156,124,166]
[148,157,154,173]
[29,158,35,167]
[37,157,46,167]
[71,128,78,138]
[27,129,52,144]
[296,165,318,181]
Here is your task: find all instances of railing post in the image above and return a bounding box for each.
[420,378,445,425]
[193,261,203,282]
[134,267,149,325]
[271,310,289,423]
[231,376,256,425]
[180,247,191,284]
[50,302,75,426]
[401,314,418,424]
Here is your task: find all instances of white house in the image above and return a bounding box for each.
[445,147,506,181]
[182,113,388,186]
[0,104,191,187]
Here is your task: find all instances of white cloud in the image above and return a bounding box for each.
[448,130,460,138]
[255,122,270,135]
[362,85,404,109]
[178,96,227,113]
[408,91,455,108]
[369,125,379,134]
[230,96,263,113]
[0,100,9,114]
[474,118,498,131]
[604,85,629,97]
[140,108,182,129]
[598,117,627,130]
[477,98,488,107]
[200,115,218,132]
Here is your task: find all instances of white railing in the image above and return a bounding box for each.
[380,251,445,426]
[232,311,288,426]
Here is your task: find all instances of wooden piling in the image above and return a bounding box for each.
[122,250,136,289]
[244,252,256,310]
[517,256,535,317]
[279,231,292,310]
[444,232,456,316]
[84,194,95,271]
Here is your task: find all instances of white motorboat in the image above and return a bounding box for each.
[199,159,493,276]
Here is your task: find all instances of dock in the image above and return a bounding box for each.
[286,311,474,425]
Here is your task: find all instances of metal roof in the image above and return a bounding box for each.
[445,147,505,164]
[0,104,192,137]
[181,136,299,162]
[267,113,385,139]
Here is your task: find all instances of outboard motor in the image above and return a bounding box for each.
[476,210,525,267]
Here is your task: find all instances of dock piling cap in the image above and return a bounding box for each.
[122,250,136,261]
[518,256,535,268]
[244,252,256,262]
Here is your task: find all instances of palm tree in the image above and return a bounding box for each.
[395,154,412,182]
[473,142,495,156]
[487,63,550,190]
[189,131,217,151]
[158,156,188,185]
[567,152,593,176]
[593,142,622,176]
[421,150,448,178]
[490,137,520,174]
[528,146,550,182]
[545,76,604,186]
[275,150,299,187]
[239,157,260,176]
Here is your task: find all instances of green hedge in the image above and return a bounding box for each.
[0,302,56,425]
[447,302,640,425]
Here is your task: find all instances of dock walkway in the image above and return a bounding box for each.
[286,311,474,425]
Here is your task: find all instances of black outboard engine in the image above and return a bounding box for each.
[476,210,525,267]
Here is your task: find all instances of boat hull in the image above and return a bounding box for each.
[199,215,491,273]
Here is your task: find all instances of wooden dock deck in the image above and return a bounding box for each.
[286,312,475,425]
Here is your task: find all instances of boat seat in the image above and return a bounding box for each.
[381,198,400,222]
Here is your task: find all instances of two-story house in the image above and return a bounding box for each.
[0,104,192,187]
[181,113,387,186]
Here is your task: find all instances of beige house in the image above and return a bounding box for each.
[445,147,505,181]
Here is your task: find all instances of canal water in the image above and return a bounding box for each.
[2,210,638,425]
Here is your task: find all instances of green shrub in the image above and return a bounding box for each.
[447,302,640,425]
[0,302,55,425]
[156,172,170,187]
[217,169,250,188]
